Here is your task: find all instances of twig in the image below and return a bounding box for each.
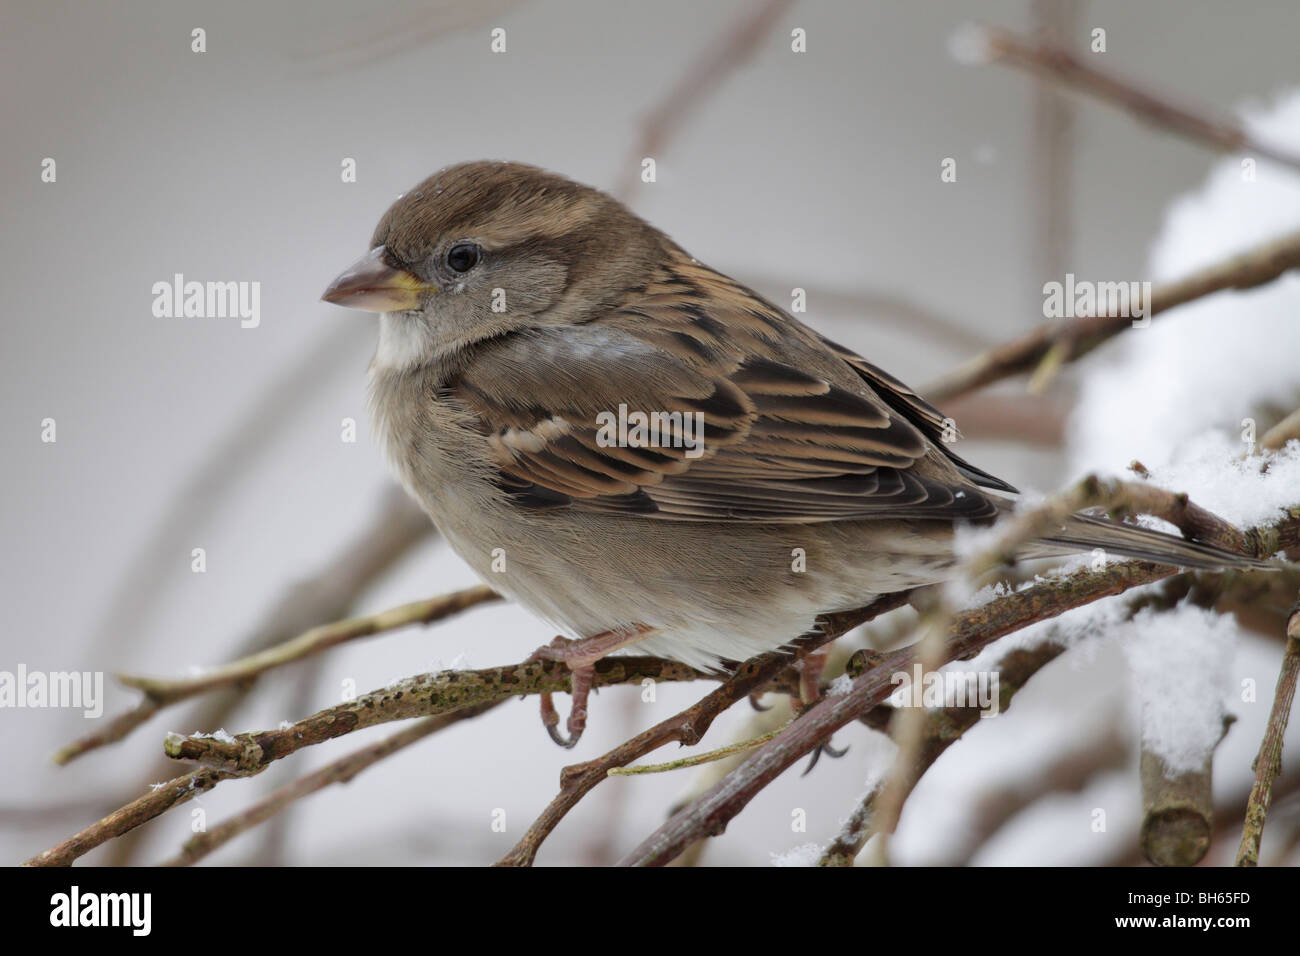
[495,592,915,867]
[609,720,791,776]
[161,657,707,773]
[1237,601,1300,866]
[866,476,1252,862]
[663,705,790,867]
[959,24,1300,173]
[26,656,707,866]
[1262,407,1300,452]
[619,560,1175,866]
[54,584,500,765]
[94,497,436,866]
[819,638,1068,865]
[860,473,1241,862]
[160,705,497,867]
[974,474,1255,571]
[614,0,796,198]
[1028,1,1079,329]
[22,770,231,867]
[861,603,949,864]
[741,276,995,353]
[618,505,1300,866]
[923,229,1300,403]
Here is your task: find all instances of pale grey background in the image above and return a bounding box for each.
[3,0,1298,865]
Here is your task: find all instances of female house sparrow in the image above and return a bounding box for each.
[323,161,1264,747]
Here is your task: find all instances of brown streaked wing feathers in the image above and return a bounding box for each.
[451,265,1002,522]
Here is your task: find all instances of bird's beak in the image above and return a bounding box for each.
[321,246,436,312]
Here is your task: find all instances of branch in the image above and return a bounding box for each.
[958,24,1300,173]
[1237,600,1300,866]
[618,506,1300,867]
[1262,407,1300,453]
[160,705,496,867]
[923,229,1300,403]
[53,585,500,765]
[495,592,915,867]
[22,769,230,867]
[619,560,1173,866]
[965,474,1255,574]
[819,639,1068,865]
[861,473,1250,863]
[1140,745,1218,867]
[614,0,796,198]
[25,656,707,866]
[161,657,706,774]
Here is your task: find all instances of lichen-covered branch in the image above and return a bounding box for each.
[25,656,707,867]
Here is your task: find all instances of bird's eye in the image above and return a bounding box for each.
[446,243,481,273]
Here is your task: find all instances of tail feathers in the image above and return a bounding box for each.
[1034,513,1275,571]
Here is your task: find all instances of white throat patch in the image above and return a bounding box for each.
[373,312,435,372]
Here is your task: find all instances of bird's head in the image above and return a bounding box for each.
[322,161,667,370]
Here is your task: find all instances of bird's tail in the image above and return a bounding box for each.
[1027,512,1274,571]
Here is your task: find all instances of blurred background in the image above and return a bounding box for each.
[4,0,1300,866]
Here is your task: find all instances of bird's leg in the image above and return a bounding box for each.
[530,624,656,748]
[792,648,850,774]
[795,648,830,709]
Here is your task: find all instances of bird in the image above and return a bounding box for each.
[322,160,1269,748]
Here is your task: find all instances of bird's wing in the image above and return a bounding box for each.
[451,271,1000,523]
[815,335,1019,494]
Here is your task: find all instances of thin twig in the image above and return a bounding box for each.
[619,506,1300,867]
[608,720,792,776]
[25,656,707,867]
[965,474,1255,575]
[161,658,708,774]
[614,0,796,199]
[160,704,498,867]
[865,476,1254,862]
[959,24,1300,173]
[54,585,500,765]
[819,639,1068,865]
[619,561,1174,866]
[1237,602,1300,866]
[1261,407,1300,452]
[22,770,231,867]
[495,592,916,867]
[923,230,1300,403]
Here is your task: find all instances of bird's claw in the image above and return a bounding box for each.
[538,690,585,749]
[801,739,849,776]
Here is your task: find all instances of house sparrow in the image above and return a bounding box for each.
[323,160,1265,747]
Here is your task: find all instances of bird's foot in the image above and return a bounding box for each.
[529,625,655,748]
[794,648,831,709]
[791,648,849,774]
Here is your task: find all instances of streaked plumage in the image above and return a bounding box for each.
[324,161,1267,741]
